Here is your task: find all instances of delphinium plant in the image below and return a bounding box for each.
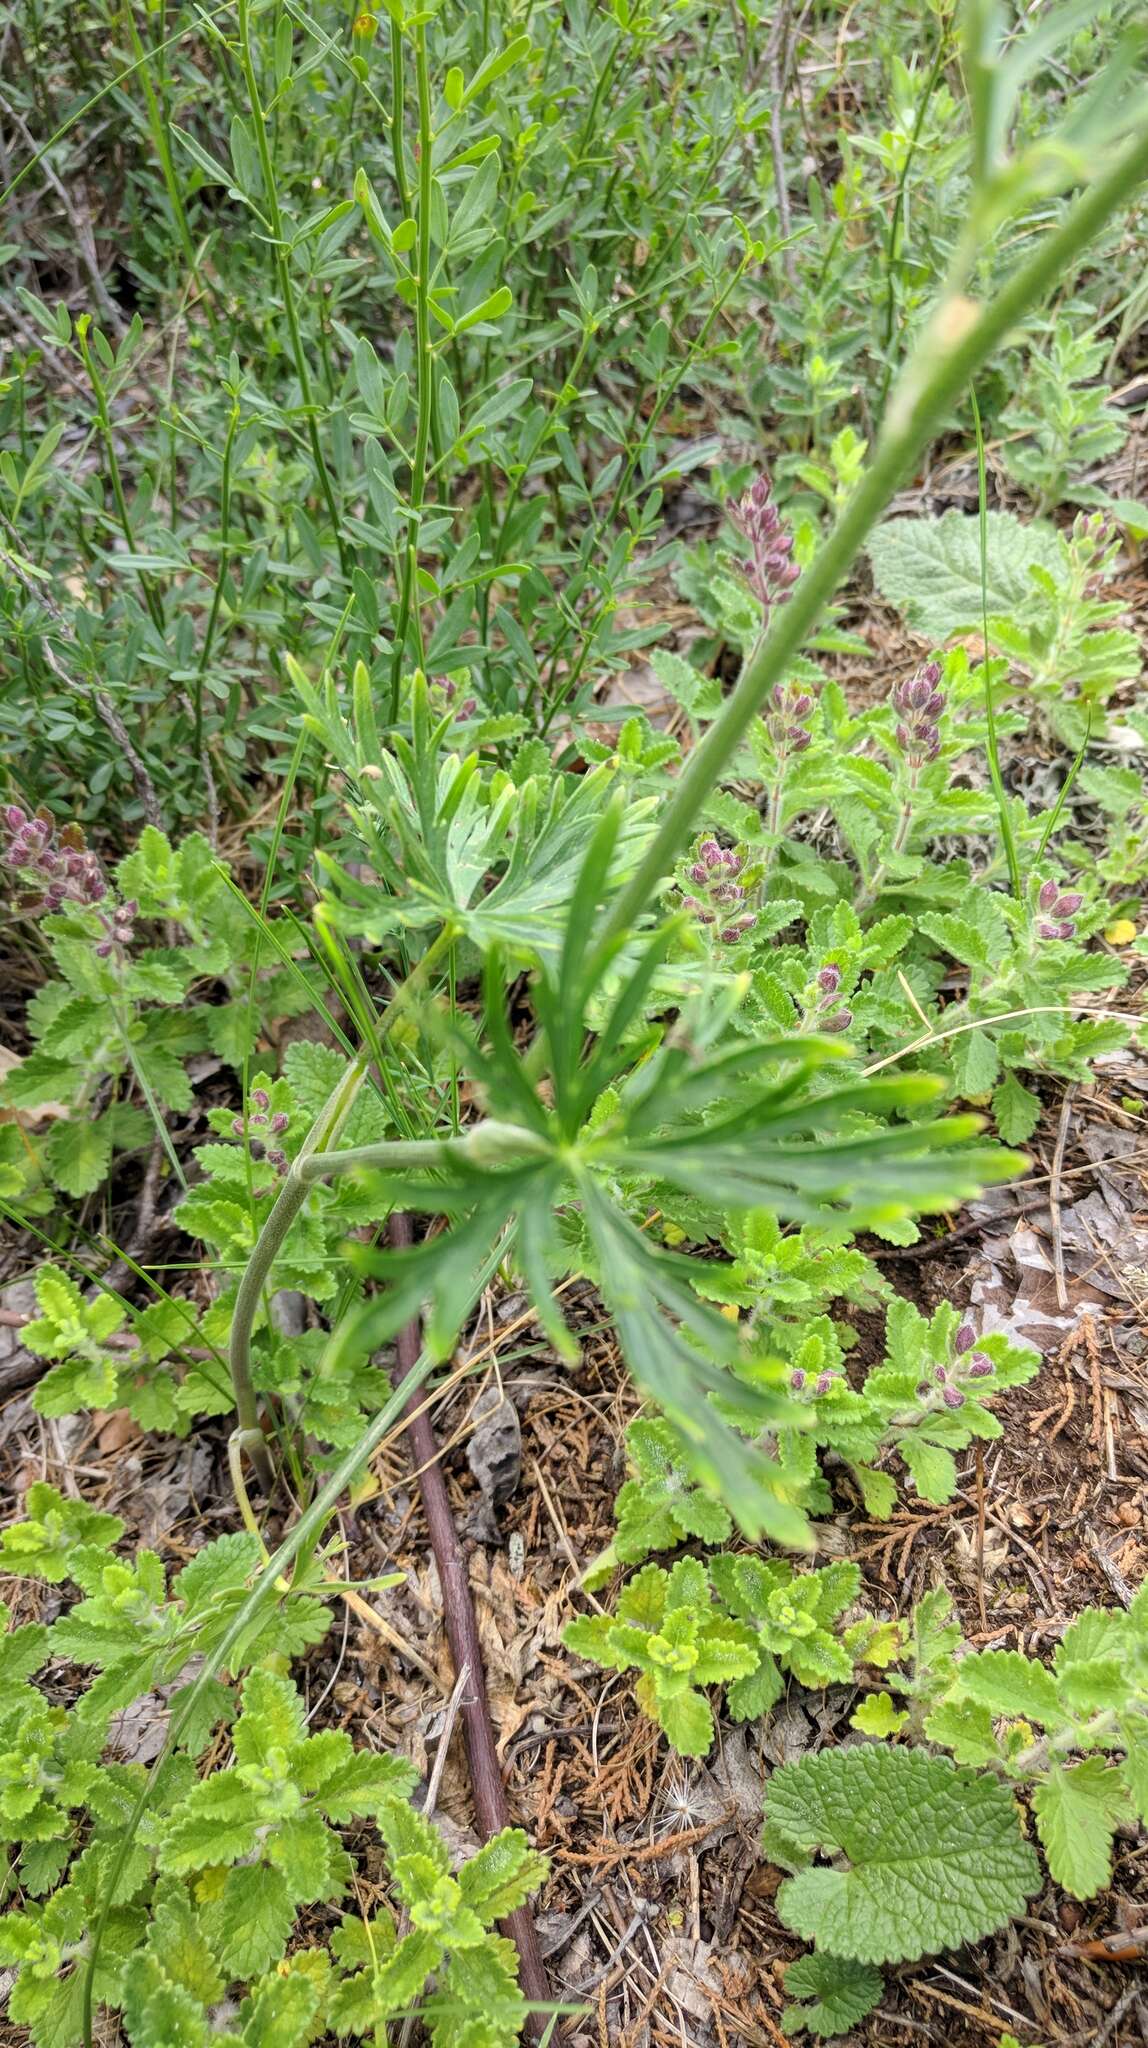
[2,7,1148,2048]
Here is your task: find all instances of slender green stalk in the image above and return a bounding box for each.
[235,0,350,577]
[388,16,411,217]
[119,0,204,290]
[229,1054,369,1489]
[194,397,240,760]
[592,126,1148,964]
[82,1340,441,2048]
[389,11,435,718]
[971,384,1021,899]
[877,21,951,414]
[76,318,166,634]
[226,923,457,1484]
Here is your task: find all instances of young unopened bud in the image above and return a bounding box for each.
[252,1088,270,1112]
[942,1384,965,1410]
[955,1324,976,1354]
[933,1366,947,1385]
[813,1370,837,1396]
[790,1368,807,1391]
[1052,893,1082,918]
[1038,880,1058,911]
[817,964,841,995]
[967,1355,993,1379]
[4,805,26,833]
[270,1111,290,1135]
[819,1007,853,1033]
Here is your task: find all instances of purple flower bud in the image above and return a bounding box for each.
[817,965,841,995]
[252,1087,270,1112]
[699,839,721,864]
[232,1116,246,1136]
[270,1112,289,1135]
[1037,921,1061,940]
[1052,893,1082,918]
[942,1385,965,1410]
[968,1356,993,1379]
[955,1324,975,1354]
[916,1381,932,1400]
[689,862,708,885]
[790,1368,807,1391]
[921,661,943,687]
[94,939,113,957]
[820,1007,853,1033]
[789,728,812,752]
[813,1371,836,1395]
[1056,920,1076,941]
[791,694,813,719]
[1038,880,1058,911]
[266,1149,288,1173]
[933,1366,947,1385]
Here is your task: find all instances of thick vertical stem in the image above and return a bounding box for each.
[387,1210,552,2036]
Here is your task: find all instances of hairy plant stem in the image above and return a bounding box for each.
[194,396,240,759]
[591,127,1148,968]
[389,11,435,720]
[227,923,457,1490]
[83,1338,443,2048]
[235,0,350,577]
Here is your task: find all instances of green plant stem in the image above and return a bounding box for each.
[876,19,950,413]
[388,15,410,215]
[76,321,166,635]
[119,0,205,291]
[971,384,1021,899]
[194,397,240,759]
[591,127,1148,965]
[226,922,456,1485]
[389,10,435,719]
[82,1338,441,2048]
[235,0,350,577]
[229,1054,369,1491]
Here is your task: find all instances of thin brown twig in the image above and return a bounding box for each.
[386,1212,552,2039]
[1049,1081,1076,1312]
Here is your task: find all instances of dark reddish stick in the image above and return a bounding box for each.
[387,1213,551,2036]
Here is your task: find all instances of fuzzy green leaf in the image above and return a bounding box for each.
[766,1747,1040,1963]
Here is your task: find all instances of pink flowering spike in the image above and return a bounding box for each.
[955,1324,976,1354]
[1038,880,1058,910]
[942,1385,965,1410]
